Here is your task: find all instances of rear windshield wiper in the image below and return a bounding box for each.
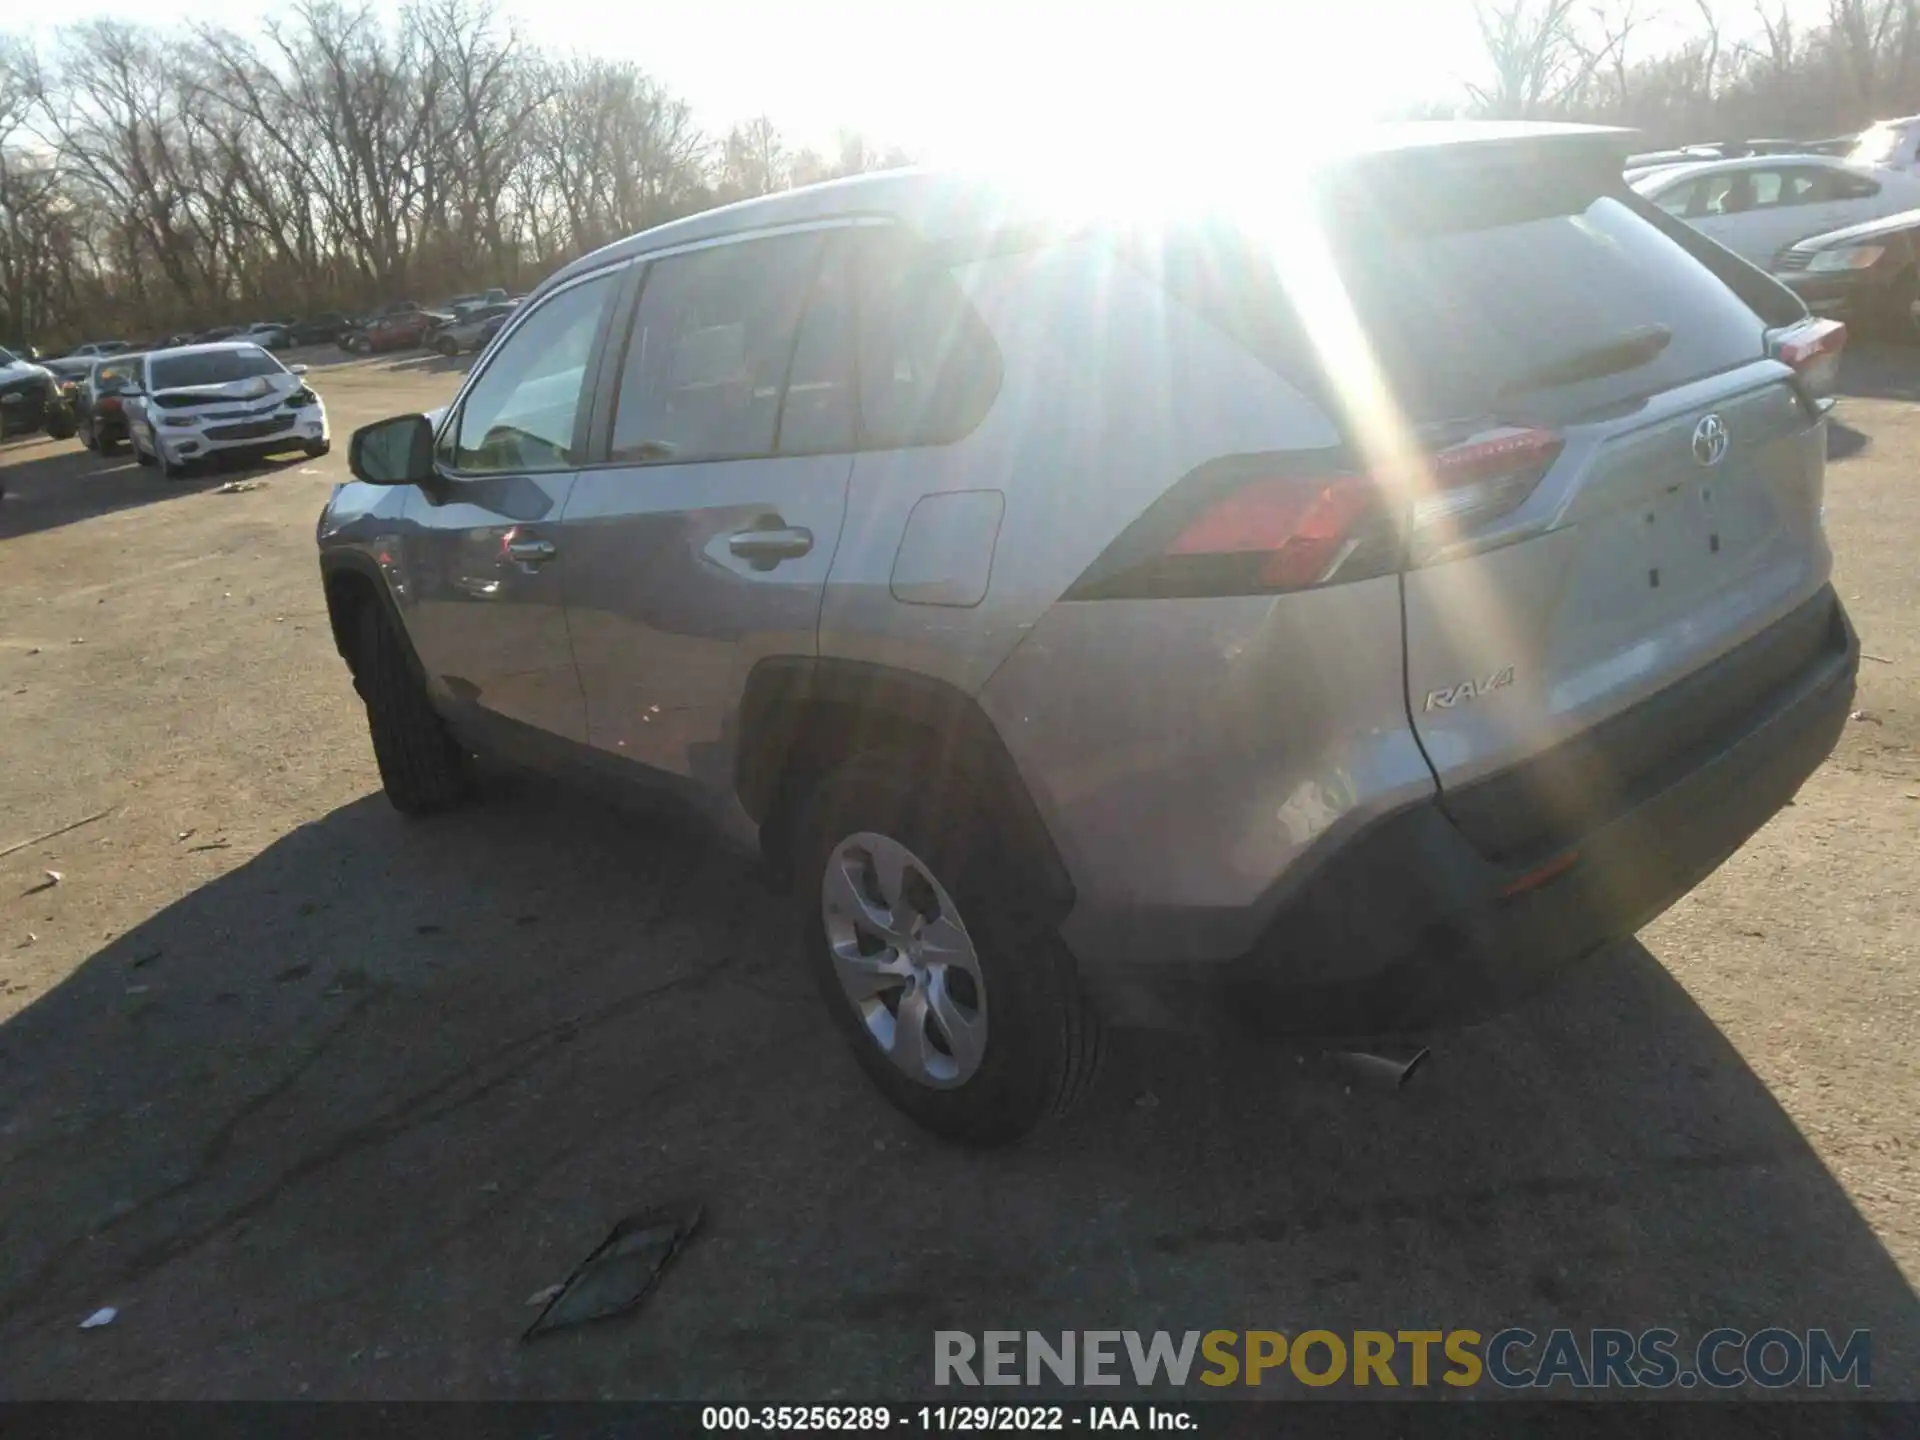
[1495,324,1673,401]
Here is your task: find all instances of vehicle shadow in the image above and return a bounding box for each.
[0,444,316,542]
[1828,420,1871,462]
[1838,339,1920,402]
[0,778,1913,1400]
[380,352,473,377]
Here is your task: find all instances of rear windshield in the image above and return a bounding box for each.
[96,358,143,390]
[1132,151,1774,427]
[149,347,283,390]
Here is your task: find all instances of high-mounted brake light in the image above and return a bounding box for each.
[1068,427,1563,601]
[1771,317,1846,404]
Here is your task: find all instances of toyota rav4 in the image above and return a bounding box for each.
[319,126,1860,1143]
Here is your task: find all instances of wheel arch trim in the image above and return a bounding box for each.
[736,656,1077,921]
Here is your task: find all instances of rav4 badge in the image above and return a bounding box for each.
[1424,666,1517,711]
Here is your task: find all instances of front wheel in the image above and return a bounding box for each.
[158,448,192,482]
[304,439,331,458]
[794,751,1099,1145]
[353,602,473,815]
[132,434,155,467]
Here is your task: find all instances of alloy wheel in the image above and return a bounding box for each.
[821,832,987,1089]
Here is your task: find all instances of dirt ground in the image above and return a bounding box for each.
[0,343,1914,1401]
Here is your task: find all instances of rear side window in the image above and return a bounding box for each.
[853,229,1001,449]
[1135,165,1772,428]
[1825,170,1882,201]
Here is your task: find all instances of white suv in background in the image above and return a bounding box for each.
[126,342,329,479]
[1632,154,1920,266]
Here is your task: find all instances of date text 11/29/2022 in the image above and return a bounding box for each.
[701,1406,1194,1432]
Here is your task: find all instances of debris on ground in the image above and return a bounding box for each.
[79,1307,116,1330]
[1135,1090,1160,1110]
[129,950,162,969]
[213,479,266,494]
[0,808,114,861]
[1862,653,1894,664]
[26,871,60,894]
[523,1202,703,1340]
[1851,710,1884,725]
[25,647,39,656]
[186,840,232,853]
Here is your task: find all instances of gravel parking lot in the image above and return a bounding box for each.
[0,343,1914,1400]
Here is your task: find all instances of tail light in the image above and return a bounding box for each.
[99,395,123,414]
[1770,317,1846,405]
[1066,427,1562,600]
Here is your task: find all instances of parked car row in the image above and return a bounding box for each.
[1628,143,1920,340]
[337,291,518,357]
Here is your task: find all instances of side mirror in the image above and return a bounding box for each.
[286,363,309,376]
[349,414,436,486]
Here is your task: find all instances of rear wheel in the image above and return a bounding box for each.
[77,415,97,451]
[1884,268,1920,344]
[353,601,473,815]
[435,335,460,357]
[43,405,76,441]
[794,750,1099,1145]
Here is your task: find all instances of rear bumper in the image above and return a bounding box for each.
[1101,589,1858,1034]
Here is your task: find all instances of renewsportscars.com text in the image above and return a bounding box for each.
[934,1328,1871,1390]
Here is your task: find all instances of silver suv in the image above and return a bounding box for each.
[320,126,1860,1143]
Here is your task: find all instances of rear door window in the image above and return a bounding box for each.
[1135,160,1771,429]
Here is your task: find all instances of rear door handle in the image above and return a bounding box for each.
[505,537,557,566]
[728,525,814,568]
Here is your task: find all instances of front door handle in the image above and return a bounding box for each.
[505,537,557,566]
[728,524,814,569]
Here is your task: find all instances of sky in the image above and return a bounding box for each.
[12,0,1833,163]
[15,0,1494,159]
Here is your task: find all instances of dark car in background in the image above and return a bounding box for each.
[0,345,78,440]
[1772,206,1920,339]
[428,300,516,355]
[339,304,446,354]
[284,313,351,346]
[75,352,146,453]
[192,325,245,345]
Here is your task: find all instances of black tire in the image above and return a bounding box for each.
[99,430,123,455]
[1882,268,1920,344]
[304,439,332,458]
[77,415,97,451]
[435,335,460,357]
[793,749,1099,1145]
[43,406,76,441]
[133,435,155,467]
[353,601,472,815]
[158,449,191,482]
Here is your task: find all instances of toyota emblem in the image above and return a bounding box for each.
[1692,413,1730,467]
